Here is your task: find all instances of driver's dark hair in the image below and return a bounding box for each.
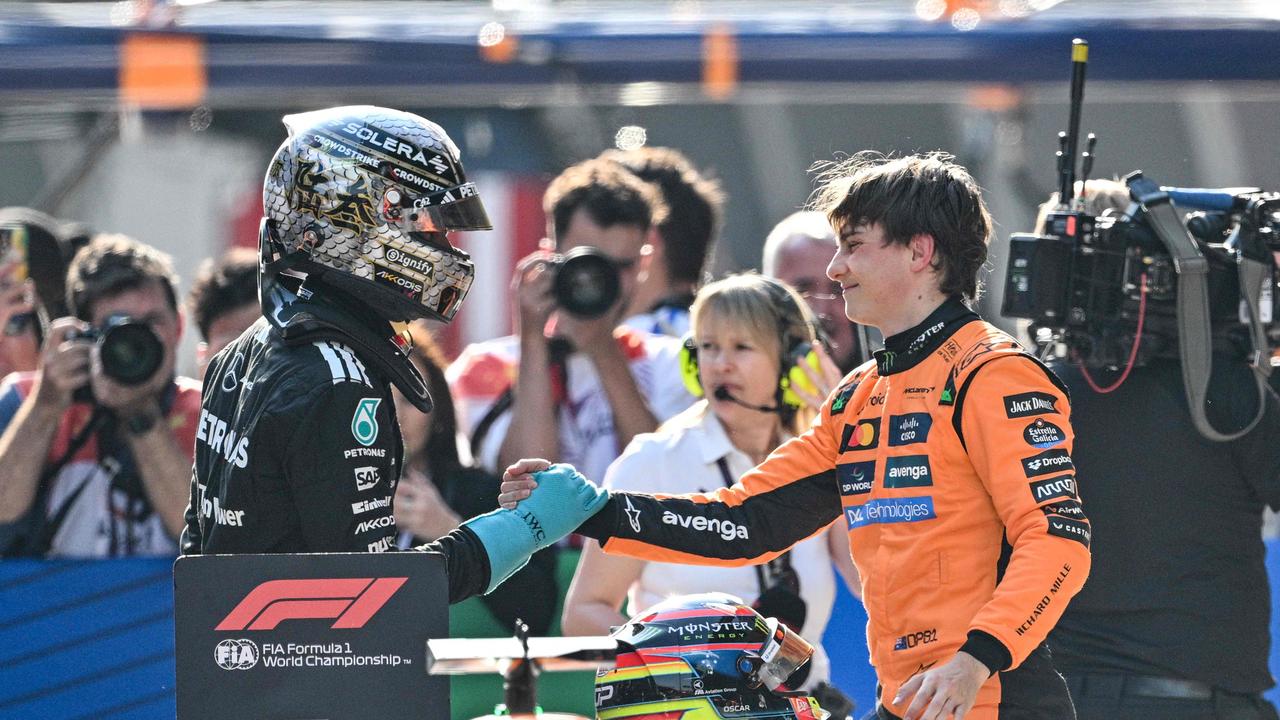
[67,234,179,322]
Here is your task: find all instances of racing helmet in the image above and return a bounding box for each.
[261,105,491,323]
[595,593,827,720]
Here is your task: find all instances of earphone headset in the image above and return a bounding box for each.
[678,276,821,411]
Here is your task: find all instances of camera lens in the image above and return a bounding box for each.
[99,322,164,385]
[552,248,621,319]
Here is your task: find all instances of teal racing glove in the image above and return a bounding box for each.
[462,463,608,593]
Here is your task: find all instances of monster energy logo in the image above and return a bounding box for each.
[352,398,381,446]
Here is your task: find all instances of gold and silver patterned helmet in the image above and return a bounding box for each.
[261,106,491,323]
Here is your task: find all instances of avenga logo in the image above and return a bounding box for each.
[215,638,259,670]
[352,398,380,446]
[661,511,749,540]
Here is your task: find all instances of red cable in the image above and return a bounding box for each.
[1079,274,1148,394]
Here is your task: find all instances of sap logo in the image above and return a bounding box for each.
[840,418,880,452]
[888,413,933,446]
[367,536,395,552]
[1029,476,1078,503]
[354,466,380,492]
[661,511,749,541]
[838,461,875,496]
[893,628,938,651]
[884,455,933,488]
[352,496,392,515]
[1046,516,1091,548]
[846,496,936,530]
[1004,391,1058,419]
[196,409,250,469]
[355,515,396,534]
[1022,449,1074,477]
[1023,419,1065,449]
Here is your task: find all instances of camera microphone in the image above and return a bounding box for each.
[712,386,779,413]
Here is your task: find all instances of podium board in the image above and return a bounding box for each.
[174,552,448,720]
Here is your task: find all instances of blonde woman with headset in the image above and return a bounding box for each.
[561,273,859,709]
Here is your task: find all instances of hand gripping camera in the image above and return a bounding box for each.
[1001,39,1280,441]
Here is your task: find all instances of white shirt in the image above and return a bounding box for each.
[603,402,837,684]
[447,327,696,483]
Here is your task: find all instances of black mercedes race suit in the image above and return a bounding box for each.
[180,289,490,603]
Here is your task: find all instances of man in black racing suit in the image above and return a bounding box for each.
[181,106,605,602]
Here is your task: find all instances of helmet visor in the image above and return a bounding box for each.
[755,618,814,692]
[391,182,492,232]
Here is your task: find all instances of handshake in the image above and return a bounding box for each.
[462,459,608,592]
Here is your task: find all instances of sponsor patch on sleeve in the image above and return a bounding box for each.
[1045,515,1091,548]
[1021,448,1074,477]
[1004,391,1059,418]
[1023,418,1066,449]
[1039,499,1087,520]
[837,461,876,496]
[830,381,858,415]
[1029,475,1078,503]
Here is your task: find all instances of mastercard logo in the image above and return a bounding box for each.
[840,418,881,452]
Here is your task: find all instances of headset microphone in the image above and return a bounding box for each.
[713,386,780,413]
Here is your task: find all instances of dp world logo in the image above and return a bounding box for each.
[214,638,259,670]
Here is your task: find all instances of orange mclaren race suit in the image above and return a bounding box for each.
[577,298,1091,719]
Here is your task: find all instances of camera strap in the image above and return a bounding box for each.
[1131,177,1267,441]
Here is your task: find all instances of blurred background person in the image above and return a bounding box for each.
[393,323,559,635]
[0,234,199,557]
[0,207,84,381]
[763,210,869,373]
[449,158,694,487]
[560,273,858,713]
[601,146,724,337]
[186,247,259,379]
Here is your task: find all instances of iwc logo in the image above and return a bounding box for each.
[214,638,259,670]
[352,398,381,446]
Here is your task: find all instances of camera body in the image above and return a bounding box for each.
[550,246,625,319]
[1003,175,1280,368]
[71,315,165,403]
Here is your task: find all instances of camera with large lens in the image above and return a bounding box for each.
[1002,39,1280,441]
[72,315,165,402]
[550,247,624,319]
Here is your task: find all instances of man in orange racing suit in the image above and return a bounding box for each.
[502,153,1090,720]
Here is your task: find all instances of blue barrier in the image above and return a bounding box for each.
[2,544,1278,718]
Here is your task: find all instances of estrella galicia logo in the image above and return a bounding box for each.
[1023,418,1065,448]
[837,461,875,496]
[888,413,932,446]
[214,638,259,670]
[1004,391,1058,419]
[884,455,933,488]
[830,381,858,415]
[840,418,880,452]
[1029,475,1077,503]
[846,496,936,530]
[352,398,381,446]
[1021,448,1074,478]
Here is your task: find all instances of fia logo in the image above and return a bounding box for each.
[352,398,381,446]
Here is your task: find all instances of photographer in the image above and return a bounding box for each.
[449,158,696,485]
[1037,181,1280,720]
[0,234,199,557]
